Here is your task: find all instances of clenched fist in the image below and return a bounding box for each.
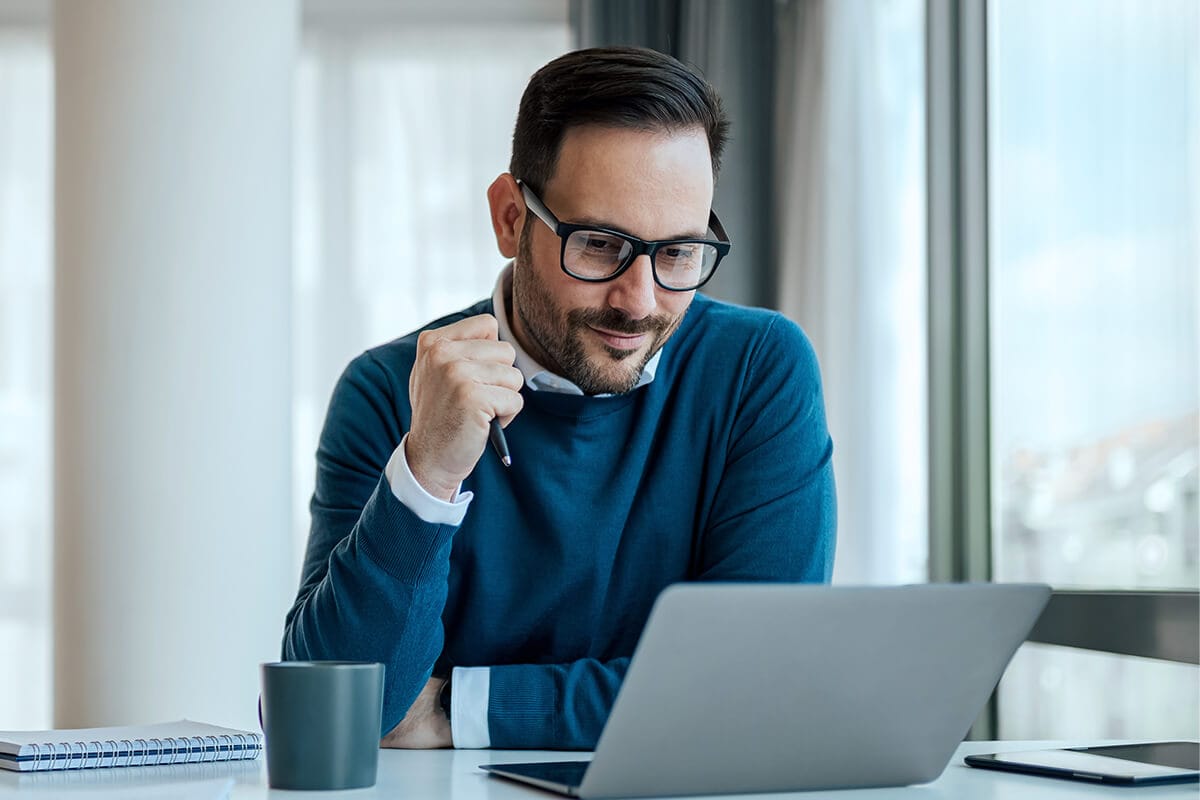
[405,314,524,501]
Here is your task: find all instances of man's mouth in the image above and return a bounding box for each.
[589,325,649,351]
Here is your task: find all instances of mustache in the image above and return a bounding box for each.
[568,307,670,335]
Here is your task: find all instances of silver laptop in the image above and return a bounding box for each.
[481,582,1050,798]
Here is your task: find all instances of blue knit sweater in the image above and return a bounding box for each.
[282,293,836,749]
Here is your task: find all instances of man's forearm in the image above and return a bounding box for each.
[283,473,458,735]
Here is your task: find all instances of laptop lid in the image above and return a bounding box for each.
[567,582,1049,798]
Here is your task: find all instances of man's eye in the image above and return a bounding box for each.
[662,245,698,261]
[584,236,618,252]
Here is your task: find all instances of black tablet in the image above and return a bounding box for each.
[965,741,1200,786]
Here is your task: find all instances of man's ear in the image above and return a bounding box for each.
[487,173,525,259]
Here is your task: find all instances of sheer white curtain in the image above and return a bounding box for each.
[292,18,570,577]
[775,0,928,584]
[0,27,52,729]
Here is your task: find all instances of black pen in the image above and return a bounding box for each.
[489,418,512,467]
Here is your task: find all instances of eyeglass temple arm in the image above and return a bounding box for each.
[516,180,556,224]
[707,210,730,245]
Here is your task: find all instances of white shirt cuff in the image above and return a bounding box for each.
[384,434,472,526]
[450,666,491,749]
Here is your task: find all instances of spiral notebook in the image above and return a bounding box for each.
[0,720,262,772]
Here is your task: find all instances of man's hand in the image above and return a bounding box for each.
[406,314,523,500]
[381,676,452,749]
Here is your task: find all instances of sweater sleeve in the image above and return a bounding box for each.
[282,353,458,735]
[697,313,837,582]
[486,658,629,749]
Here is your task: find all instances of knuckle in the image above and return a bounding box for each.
[448,380,475,406]
[417,330,437,351]
[427,337,453,363]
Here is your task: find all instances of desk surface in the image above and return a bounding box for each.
[1,741,1196,798]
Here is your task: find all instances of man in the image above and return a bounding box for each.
[283,46,836,751]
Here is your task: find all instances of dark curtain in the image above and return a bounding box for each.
[570,0,777,309]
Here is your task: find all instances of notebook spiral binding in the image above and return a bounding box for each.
[22,732,259,772]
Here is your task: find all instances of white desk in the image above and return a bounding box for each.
[1,741,1195,798]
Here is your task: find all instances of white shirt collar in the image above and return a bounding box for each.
[491,263,660,396]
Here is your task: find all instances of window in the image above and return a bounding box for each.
[988,0,1199,737]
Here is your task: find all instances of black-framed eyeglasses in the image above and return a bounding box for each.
[518,181,731,292]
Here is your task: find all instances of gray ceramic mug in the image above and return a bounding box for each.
[260,661,385,790]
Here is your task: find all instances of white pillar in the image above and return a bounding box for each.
[53,0,296,729]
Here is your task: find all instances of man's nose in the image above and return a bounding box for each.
[605,254,657,320]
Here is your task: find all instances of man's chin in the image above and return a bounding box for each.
[577,345,651,395]
[581,371,641,396]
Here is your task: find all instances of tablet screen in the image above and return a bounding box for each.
[992,742,1198,779]
[1074,742,1198,770]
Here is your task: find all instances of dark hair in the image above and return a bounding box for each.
[509,46,730,193]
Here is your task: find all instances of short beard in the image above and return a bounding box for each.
[512,225,684,395]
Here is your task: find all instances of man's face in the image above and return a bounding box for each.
[510,126,715,395]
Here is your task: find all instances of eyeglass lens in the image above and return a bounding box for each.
[562,230,719,290]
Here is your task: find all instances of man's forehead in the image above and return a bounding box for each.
[543,125,714,236]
